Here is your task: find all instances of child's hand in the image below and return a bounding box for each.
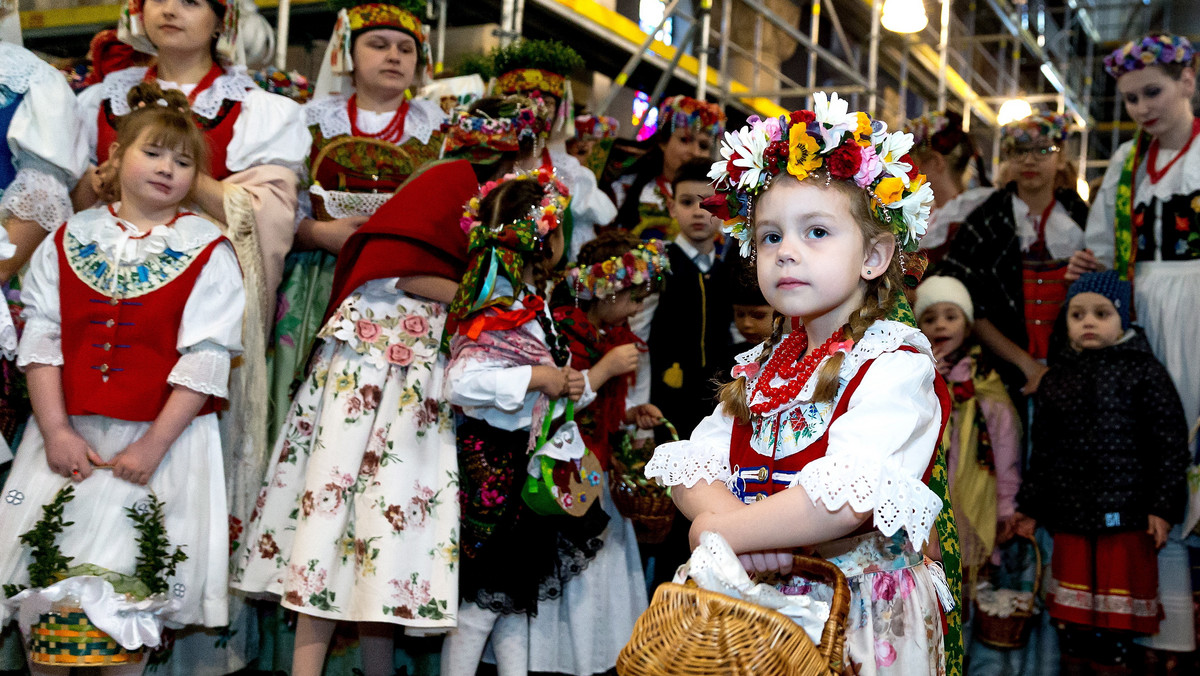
[1148,515,1171,549]
[597,344,640,379]
[996,517,1015,545]
[564,368,586,401]
[44,427,103,482]
[1066,248,1102,281]
[738,550,794,576]
[109,436,170,486]
[530,365,568,398]
[1010,512,1037,539]
[1019,361,1049,395]
[625,403,664,429]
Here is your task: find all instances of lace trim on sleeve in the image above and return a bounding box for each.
[793,453,943,550]
[16,317,63,368]
[0,315,15,361]
[167,348,232,398]
[0,169,72,232]
[644,438,732,488]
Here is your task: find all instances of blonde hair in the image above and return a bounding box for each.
[717,175,903,423]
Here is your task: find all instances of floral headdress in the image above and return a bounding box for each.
[905,111,966,156]
[327,0,430,77]
[440,95,553,163]
[658,95,726,138]
[1000,111,1068,152]
[119,0,240,64]
[1104,34,1195,79]
[574,114,620,141]
[704,92,934,257]
[252,68,314,104]
[564,239,671,301]
[447,168,571,336]
[482,39,584,138]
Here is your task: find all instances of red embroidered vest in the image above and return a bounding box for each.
[728,346,951,506]
[97,97,241,180]
[56,226,227,421]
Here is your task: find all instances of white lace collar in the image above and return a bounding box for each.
[306,94,443,145]
[99,66,257,120]
[0,43,45,95]
[742,320,933,418]
[68,205,221,264]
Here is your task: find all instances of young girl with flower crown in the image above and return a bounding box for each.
[644,93,959,675]
[440,169,616,676]
[0,82,245,674]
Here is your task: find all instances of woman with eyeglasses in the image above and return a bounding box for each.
[939,112,1089,401]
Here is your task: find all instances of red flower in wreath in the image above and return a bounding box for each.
[790,110,815,125]
[701,193,734,221]
[828,140,863,180]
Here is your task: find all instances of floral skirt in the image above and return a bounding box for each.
[782,531,947,676]
[457,417,609,617]
[233,279,459,628]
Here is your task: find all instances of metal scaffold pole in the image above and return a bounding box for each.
[696,0,713,100]
[276,0,291,69]
[937,0,950,110]
[597,0,683,116]
[867,0,881,116]
[807,0,821,110]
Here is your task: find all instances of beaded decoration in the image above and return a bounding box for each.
[563,239,671,301]
[703,92,934,256]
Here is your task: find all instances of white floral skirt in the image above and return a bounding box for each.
[232,279,460,628]
[0,414,229,629]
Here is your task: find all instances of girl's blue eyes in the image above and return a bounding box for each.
[760,227,827,244]
[762,232,782,245]
[808,227,828,239]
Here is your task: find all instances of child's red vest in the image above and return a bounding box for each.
[56,226,227,421]
[728,346,951,505]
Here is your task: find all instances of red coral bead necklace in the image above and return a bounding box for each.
[750,326,845,415]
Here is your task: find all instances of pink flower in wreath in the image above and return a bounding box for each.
[356,319,382,342]
[402,314,430,337]
[874,639,897,667]
[386,343,414,366]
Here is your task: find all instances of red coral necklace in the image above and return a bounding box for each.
[750,327,845,415]
[347,94,409,144]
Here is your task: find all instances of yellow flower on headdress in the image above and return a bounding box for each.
[601,259,617,275]
[787,127,822,180]
[854,112,873,147]
[874,176,905,205]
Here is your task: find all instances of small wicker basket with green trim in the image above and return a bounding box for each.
[610,418,678,544]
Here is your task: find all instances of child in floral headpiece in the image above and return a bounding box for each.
[441,169,609,676]
[645,92,963,675]
[1070,31,1200,656]
[939,111,1089,407]
[611,94,726,239]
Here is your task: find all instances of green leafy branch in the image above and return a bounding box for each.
[126,494,188,597]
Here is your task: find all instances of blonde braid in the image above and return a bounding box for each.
[810,271,901,402]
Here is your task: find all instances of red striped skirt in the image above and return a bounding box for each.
[1046,530,1162,633]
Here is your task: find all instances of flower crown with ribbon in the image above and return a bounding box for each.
[1000,111,1068,152]
[459,167,571,237]
[327,0,430,77]
[564,239,671,301]
[703,92,934,257]
[441,95,553,162]
[1104,34,1195,79]
[119,0,240,64]
[485,40,584,138]
[659,95,726,137]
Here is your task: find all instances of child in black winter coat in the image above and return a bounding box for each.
[1012,271,1190,672]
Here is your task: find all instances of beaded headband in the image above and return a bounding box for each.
[1000,111,1068,152]
[1104,34,1195,79]
[703,92,934,256]
[564,239,671,301]
[659,95,725,137]
[460,167,571,238]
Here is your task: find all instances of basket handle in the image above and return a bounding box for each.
[785,554,851,674]
[1015,532,1043,601]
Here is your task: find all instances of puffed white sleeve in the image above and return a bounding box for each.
[2,63,90,231]
[226,88,310,176]
[793,351,944,549]
[167,242,246,397]
[76,83,104,165]
[1085,141,1128,269]
[15,234,63,368]
[447,359,534,413]
[644,405,734,487]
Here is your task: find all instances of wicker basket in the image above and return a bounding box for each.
[974,533,1043,650]
[617,554,851,676]
[28,601,142,666]
[610,420,679,544]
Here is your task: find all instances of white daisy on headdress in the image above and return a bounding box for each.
[891,178,935,248]
[812,92,858,151]
[877,130,916,186]
[711,127,769,191]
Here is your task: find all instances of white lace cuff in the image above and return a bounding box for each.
[16,317,62,368]
[0,314,15,362]
[794,453,943,550]
[0,169,72,232]
[645,438,732,488]
[167,347,231,397]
